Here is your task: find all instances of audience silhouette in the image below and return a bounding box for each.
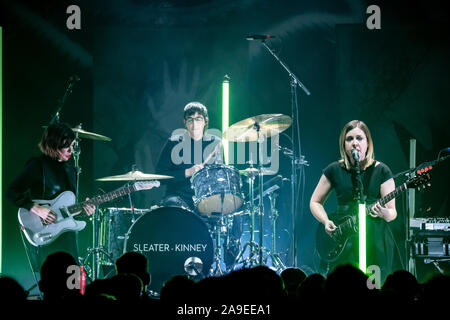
[280,267,307,299]
[0,275,27,303]
[2,250,448,318]
[38,251,82,302]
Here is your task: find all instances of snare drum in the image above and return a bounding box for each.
[191,164,244,215]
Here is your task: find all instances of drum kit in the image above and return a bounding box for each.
[78,113,293,295]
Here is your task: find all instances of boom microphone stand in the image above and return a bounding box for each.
[256,39,311,267]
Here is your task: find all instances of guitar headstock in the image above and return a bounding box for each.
[134,180,161,191]
[406,166,432,190]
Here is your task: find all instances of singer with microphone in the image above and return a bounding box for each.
[309,120,397,282]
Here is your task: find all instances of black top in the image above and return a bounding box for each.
[156,132,222,205]
[6,155,76,211]
[323,160,393,209]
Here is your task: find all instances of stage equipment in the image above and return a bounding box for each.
[191,164,244,216]
[249,37,311,267]
[224,113,292,266]
[96,170,173,181]
[124,206,214,295]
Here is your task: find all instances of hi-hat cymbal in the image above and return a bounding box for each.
[223,114,292,142]
[239,167,277,177]
[72,128,112,141]
[96,170,173,181]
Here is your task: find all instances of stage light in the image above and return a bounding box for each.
[0,27,3,273]
[358,203,366,273]
[222,75,230,165]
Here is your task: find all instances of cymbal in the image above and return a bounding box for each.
[239,167,277,177]
[72,128,112,141]
[96,170,173,181]
[223,114,292,142]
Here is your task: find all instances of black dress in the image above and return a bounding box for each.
[7,154,79,272]
[322,160,395,280]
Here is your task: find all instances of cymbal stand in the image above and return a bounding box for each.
[256,122,265,265]
[232,165,260,269]
[72,125,82,202]
[81,207,114,281]
[265,191,287,271]
[72,124,83,271]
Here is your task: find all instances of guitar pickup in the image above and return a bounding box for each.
[37,233,53,241]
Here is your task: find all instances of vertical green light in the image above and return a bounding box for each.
[358,203,366,273]
[222,75,230,165]
[0,27,3,273]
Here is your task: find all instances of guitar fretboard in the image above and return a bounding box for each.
[377,182,407,207]
[68,185,137,213]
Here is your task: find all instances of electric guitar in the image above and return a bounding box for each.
[315,168,432,263]
[18,180,160,246]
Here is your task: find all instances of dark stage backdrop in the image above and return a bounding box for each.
[1,0,449,292]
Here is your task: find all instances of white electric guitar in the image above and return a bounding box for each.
[18,180,160,246]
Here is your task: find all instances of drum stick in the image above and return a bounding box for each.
[202,141,222,166]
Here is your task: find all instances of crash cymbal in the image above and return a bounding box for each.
[239,167,277,177]
[72,128,112,141]
[223,114,292,142]
[96,170,173,181]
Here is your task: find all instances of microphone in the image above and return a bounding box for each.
[246,34,275,41]
[351,149,359,163]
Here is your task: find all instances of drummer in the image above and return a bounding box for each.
[156,101,222,211]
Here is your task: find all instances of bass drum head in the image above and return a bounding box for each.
[124,206,214,294]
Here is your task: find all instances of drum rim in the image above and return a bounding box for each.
[190,163,241,181]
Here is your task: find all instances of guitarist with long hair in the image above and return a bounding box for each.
[7,123,95,277]
[310,120,397,282]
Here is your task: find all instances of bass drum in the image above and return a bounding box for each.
[124,206,214,294]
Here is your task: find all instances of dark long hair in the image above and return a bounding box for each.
[39,123,75,159]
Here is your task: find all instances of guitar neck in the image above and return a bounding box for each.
[68,184,137,213]
[370,182,407,209]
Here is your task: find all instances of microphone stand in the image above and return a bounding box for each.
[49,75,79,124]
[258,39,310,267]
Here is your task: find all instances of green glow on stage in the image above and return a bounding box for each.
[358,203,366,273]
[222,76,230,165]
[0,27,3,273]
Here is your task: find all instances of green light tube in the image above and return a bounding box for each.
[222,76,229,165]
[0,27,3,273]
[358,203,366,273]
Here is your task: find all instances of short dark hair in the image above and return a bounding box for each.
[39,123,75,159]
[183,101,208,120]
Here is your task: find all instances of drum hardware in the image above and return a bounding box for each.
[232,162,262,268]
[191,164,244,216]
[81,207,115,280]
[224,113,292,266]
[81,205,152,280]
[184,257,205,277]
[210,213,227,276]
[266,191,287,272]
